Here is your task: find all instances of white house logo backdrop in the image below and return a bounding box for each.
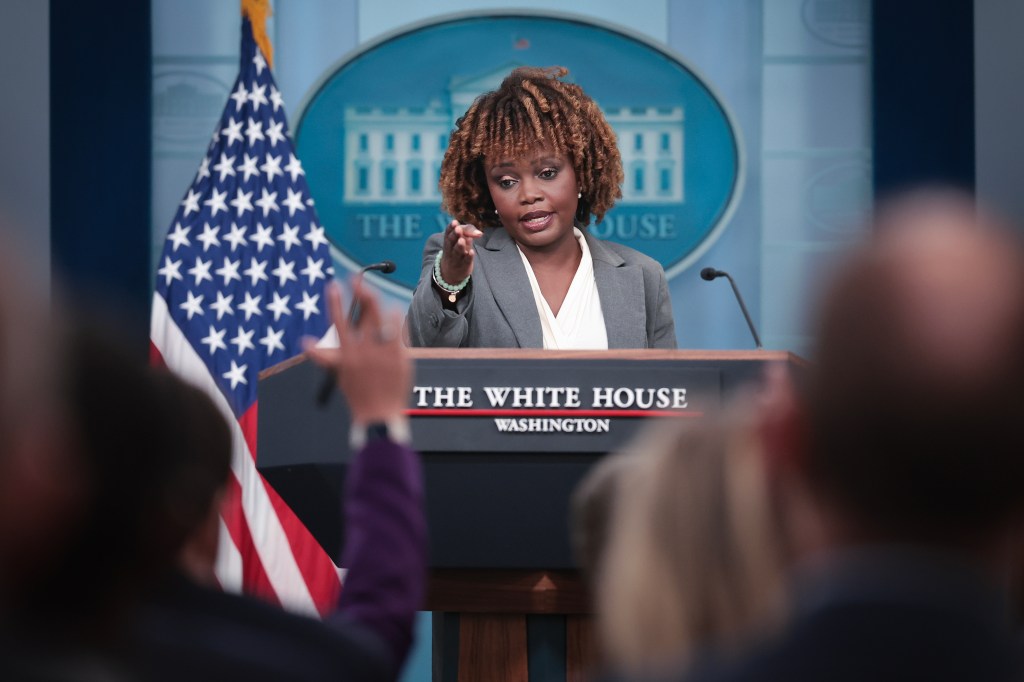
[295,14,742,293]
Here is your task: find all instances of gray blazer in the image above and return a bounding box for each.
[405,227,677,349]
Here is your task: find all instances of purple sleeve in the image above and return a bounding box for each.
[332,437,428,668]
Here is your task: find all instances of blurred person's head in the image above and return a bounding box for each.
[570,450,638,586]
[14,322,231,637]
[767,190,1024,557]
[595,405,790,673]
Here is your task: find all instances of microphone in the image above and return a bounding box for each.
[361,260,396,275]
[316,261,398,406]
[347,261,396,324]
[700,267,763,349]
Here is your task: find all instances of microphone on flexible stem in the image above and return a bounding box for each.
[315,260,398,406]
[700,267,763,350]
[346,260,397,325]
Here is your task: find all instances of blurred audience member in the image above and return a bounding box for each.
[0,229,76,596]
[4,277,426,681]
[672,191,1024,682]
[0,229,90,679]
[132,280,426,681]
[591,404,789,677]
[571,449,639,586]
[569,449,641,678]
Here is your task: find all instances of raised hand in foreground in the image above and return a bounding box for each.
[304,280,412,426]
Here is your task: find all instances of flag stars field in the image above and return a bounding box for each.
[271,257,297,286]
[243,258,268,286]
[305,224,328,249]
[283,187,305,216]
[256,187,279,215]
[222,360,248,389]
[204,188,229,216]
[237,154,260,182]
[158,257,183,284]
[181,189,201,216]
[239,292,263,320]
[179,291,205,320]
[267,291,291,321]
[216,257,242,285]
[284,154,304,181]
[266,120,286,147]
[230,82,248,111]
[213,153,237,182]
[301,256,326,286]
[167,223,191,250]
[278,223,301,251]
[248,82,268,111]
[230,188,254,216]
[188,257,213,285]
[262,153,284,181]
[210,291,234,320]
[225,222,249,250]
[222,118,244,146]
[230,326,257,354]
[199,325,227,355]
[297,291,321,320]
[245,117,265,146]
[252,223,275,251]
[259,326,286,355]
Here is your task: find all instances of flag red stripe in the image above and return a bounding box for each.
[406,408,702,418]
[149,341,167,368]
[238,403,260,460]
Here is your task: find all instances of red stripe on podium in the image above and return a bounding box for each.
[404,408,702,418]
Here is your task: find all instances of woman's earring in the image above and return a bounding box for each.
[494,209,499,215]
[575,196,589,225]
[577,192,582,199]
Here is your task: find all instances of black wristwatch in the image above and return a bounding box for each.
[350,417,411,449]
[366,421,391,442]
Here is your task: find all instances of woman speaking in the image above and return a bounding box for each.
[406,66,676,349]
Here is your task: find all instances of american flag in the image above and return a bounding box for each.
[149,17,341,615]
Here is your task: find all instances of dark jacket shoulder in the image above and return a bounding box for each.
[127,573,393,682]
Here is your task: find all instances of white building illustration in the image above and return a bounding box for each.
[343,65,684,205]
[606,105,685,204]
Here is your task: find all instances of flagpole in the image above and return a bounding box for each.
[241,0,274,69]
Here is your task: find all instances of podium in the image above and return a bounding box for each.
[258,349,803,682]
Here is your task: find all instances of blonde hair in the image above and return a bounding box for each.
[596,406,790,673]
[571,450,639,582]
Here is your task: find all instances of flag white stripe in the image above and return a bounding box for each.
[216,517,244,593]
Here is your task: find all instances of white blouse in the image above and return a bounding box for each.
[517,228,609,350]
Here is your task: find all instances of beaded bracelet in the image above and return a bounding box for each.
[432,251,471,303]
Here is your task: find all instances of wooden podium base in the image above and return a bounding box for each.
[428,570,597,682]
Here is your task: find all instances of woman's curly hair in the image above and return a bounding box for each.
[440,66,624,228]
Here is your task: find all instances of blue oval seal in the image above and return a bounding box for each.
[295,12,743,294]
